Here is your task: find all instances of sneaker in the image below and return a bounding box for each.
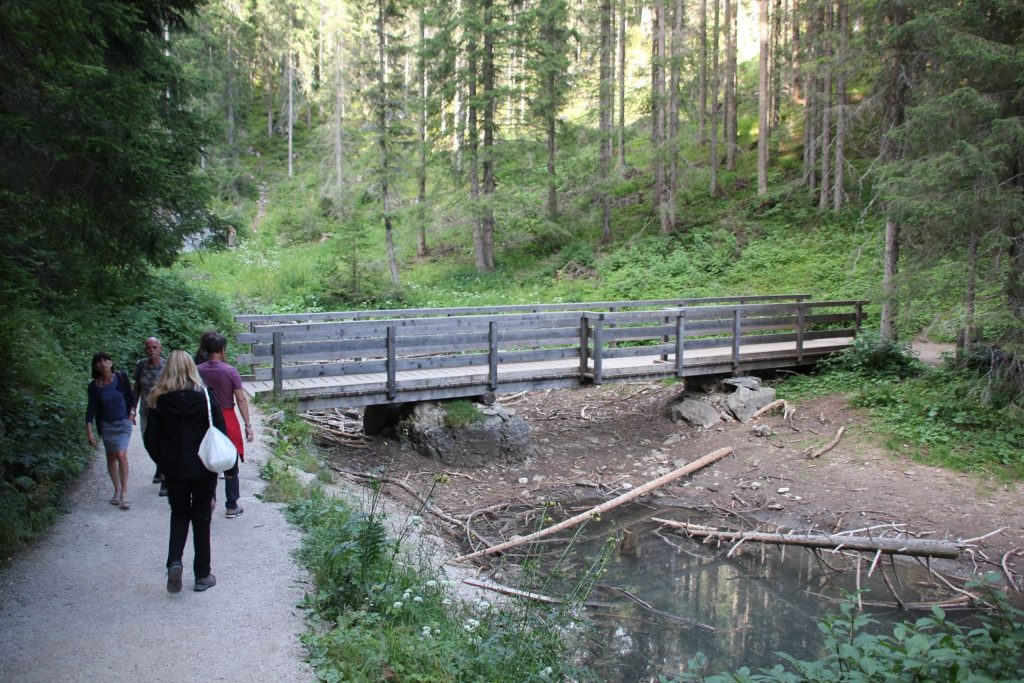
[158,483,168,497]
[194,574,217,592]
[225,506,244,519]
[167,561,183,593]
[152,474,162,484]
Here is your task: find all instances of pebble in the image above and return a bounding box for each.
[777,487,790,494]
[518,477,529,485]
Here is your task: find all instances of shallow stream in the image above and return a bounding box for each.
[535,503,960,681]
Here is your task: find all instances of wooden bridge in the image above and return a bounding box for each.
[236,295,865,411]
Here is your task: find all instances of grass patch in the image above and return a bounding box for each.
[443,400,486,429]
[776,336,1024,481]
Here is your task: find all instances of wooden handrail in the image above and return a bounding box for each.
[235,294,812,325]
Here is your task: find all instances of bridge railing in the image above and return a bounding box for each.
[580,300,865,384]
[234,294,812,327]
[239,298,865,403]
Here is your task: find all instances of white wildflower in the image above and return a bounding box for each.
[413,596,423,603]
[392,601,403,609]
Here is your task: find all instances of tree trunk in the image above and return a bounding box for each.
[880,216,899,341]
[617,0,627,172]
[653,521,964,559]
[226,31,235,150]
[724,0,737,171]
[832,0,847,211]
[757,0,769,195]
[698,0,708,144]
[801,5,817,191]
[818,0,833,211]
[791,0,801,103]
[709,0,721,196]
[287,49,294,178]
[266,75,274,138]
[1008,219,1024,327]
[771,0,783,128]
[417,9,428,258]
[653,0,667,224]
[962,227,979,357]
[600,0,614,243]
[666,0,683,231]
[376,0,400,289]
[481,0,496,271]
[454,448,734,562]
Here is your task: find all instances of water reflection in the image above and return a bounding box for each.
[537,505,947,680]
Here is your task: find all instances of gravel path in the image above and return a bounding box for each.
[0,407,312,682]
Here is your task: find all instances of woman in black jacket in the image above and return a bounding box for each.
[144,350,227,593]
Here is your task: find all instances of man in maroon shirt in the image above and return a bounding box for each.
[197,333,253,518]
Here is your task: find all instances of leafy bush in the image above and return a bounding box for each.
[0,271,234,564]
[822,331,925,379]
[289,486,597,682]
[679,577,1024,682]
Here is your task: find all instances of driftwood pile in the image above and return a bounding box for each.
[302,408,370,449]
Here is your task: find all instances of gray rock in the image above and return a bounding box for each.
[726,386,777,422]
[396,401,531,468]
[724,376,762,390]
[671,399,722,428]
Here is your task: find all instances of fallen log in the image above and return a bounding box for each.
[652,519,963,559]
[462,578,613,608]
[451,447,734,563]
[805,426,845,459]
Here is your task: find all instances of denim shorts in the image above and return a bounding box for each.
[100,419,133,454]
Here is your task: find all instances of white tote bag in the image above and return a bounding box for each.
[197,389,238,473]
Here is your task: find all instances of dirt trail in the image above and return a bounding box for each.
[0,406,311,683]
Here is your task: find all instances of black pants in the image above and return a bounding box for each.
[165,474,218,579]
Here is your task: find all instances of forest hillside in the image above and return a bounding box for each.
[1,0,1022,563]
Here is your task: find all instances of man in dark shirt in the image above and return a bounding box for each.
[133,337,166,495]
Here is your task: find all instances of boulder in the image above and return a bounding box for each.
[396,401,531,468]
[726,386,777,422]
[671,399,722,429]
[723,376,762,391]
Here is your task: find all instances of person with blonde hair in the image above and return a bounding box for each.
[144,350,226,593]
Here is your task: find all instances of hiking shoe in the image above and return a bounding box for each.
[167,561,183,593]
[194,574,217,592]
[152,474,162,484]
[225,506,244,519]
[158,483,168,497]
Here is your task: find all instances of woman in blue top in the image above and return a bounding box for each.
[85,352,136,509]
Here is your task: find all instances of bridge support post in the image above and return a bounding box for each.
[854,302,864,334]
[386,325,396,400]
[592,314,605,385]
[488,321,498,391]
[674,313,686,377]
[661,314,670,361]
[272,331,283,399]
[797,304,805,363]
[731,309,742,371]
[579,315,590,379]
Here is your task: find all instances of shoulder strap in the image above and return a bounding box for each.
[203,388,214,428]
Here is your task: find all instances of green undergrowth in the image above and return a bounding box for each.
[777,334,1024,481]
[677,577,1024,682]
[257,406,604,682]
[0,271,233,564]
